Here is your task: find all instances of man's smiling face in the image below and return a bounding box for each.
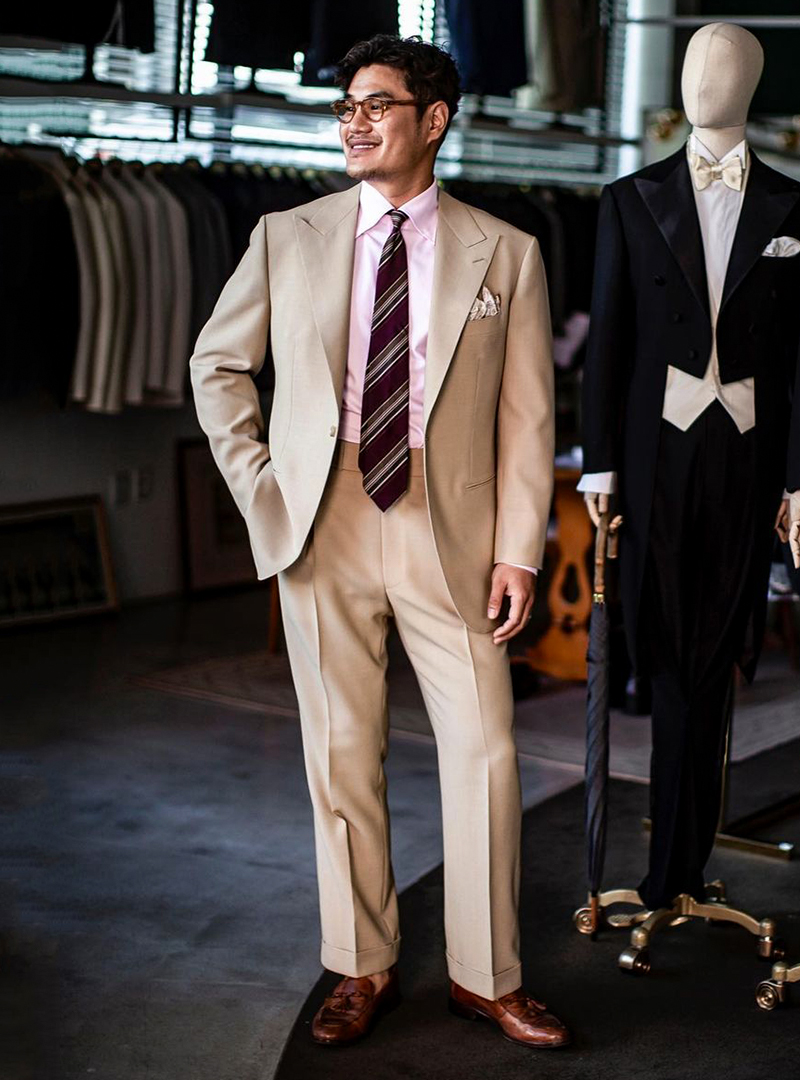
[339,63,433,184]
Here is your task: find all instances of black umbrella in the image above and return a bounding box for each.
[584,510,613,932]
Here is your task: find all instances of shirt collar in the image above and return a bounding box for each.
[688,132,747,165]
[356,179,439,242]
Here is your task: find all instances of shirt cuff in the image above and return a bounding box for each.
[577,471,617,495]
[503,562,538,575]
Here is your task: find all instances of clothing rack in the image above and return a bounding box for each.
[0,0,628,188]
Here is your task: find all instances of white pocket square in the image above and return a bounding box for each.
[762,236,800,258]
[468,286,501,321]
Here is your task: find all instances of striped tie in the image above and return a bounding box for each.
[359,209,410,511]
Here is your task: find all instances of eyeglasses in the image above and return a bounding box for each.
[330,97,426,123]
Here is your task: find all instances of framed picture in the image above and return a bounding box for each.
[0,495,118,627]
[177,438,257,592]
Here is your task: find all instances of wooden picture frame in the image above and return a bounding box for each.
[177,438,257,592]
[0,495,118,627]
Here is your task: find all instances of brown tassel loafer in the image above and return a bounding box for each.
[449,981,571,1049]
[312,966,401,1046]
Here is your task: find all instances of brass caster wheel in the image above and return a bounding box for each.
[618,946,651,975]
[756,980,786,1011]
[705,879,727,904]
[573,907,597,936]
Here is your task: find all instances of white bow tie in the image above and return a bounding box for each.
[688,151,745,192]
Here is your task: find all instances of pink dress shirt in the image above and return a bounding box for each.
[340,179,437,447]
[339,180,536,576]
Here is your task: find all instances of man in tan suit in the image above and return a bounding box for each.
[190,35,568,1049]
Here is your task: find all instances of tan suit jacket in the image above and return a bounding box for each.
[189,184,554,633]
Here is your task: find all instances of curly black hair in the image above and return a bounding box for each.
[334,34,461,141]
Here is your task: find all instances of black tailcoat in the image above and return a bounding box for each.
[582,147,800,677]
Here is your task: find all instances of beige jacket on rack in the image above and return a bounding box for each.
[189,184,554,633]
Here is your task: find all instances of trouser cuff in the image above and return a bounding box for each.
[321,937,401,977]
[446,954,522,1000]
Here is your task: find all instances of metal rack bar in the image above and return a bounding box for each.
[625,16,800,28]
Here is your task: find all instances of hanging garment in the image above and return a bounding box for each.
[0,151,79,404]
[116,165,154,406]
[517,0,604,112]
[150,171,192,402]
[22,149,101,405]
[2,1,155,50]
[100,168,149,412]
[444,0,528,97]
[159,167,231,341]
[205,3,311,71]
[85,170,132,413]
[301,0,398,86]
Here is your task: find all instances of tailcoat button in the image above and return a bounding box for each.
[671,312,682,323]
[329,425,337,437]
[687,348,698,360]
[654,274,666,286]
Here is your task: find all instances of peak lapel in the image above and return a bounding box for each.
[721,151,800,311]
[294,185,360,406]
[424,192,499,425]
[635,152,709,319]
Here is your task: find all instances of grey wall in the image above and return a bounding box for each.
[0,397,205,602]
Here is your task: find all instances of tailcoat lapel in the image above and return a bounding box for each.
[720,150,800,311]
[424,191,498,424]
[635,150,709,318]
[294,184,360,406]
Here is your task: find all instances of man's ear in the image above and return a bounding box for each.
[428,101,449,145]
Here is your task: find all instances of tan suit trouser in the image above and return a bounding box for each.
[277,441,523,1000]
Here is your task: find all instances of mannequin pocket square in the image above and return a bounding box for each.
[762,236,800,258]
[468,287,501,321]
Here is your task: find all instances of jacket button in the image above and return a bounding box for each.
[687,348,698,360]
[671,312,682,323]
[329,425,337,437]
[749,323,758,336]
[654,274,666,285]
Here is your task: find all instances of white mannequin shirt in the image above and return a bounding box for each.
[661,134,756,434]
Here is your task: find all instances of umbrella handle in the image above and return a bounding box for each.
[593,511,610,602]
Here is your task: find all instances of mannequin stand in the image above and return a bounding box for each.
[574,880,784,978]
[574,687,786,988]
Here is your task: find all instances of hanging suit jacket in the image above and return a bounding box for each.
[582,147,800,669]
[189,184,555,633]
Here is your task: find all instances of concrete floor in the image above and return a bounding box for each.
[1,588,580,1080]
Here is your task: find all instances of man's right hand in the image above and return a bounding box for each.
[583,491,623,532]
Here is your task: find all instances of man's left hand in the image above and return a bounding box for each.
[489,564,536,645]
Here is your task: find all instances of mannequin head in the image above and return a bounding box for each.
[681,23,763,152]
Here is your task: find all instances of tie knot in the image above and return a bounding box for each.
[388,209,407,231]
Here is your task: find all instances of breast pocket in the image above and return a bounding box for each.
[462,314,505,340]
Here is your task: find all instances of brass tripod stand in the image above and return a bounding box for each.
[573,879,784,977]
[573,693,787,980]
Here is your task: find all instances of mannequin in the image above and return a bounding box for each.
[580,23,800,910]
[584,23,800,570]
